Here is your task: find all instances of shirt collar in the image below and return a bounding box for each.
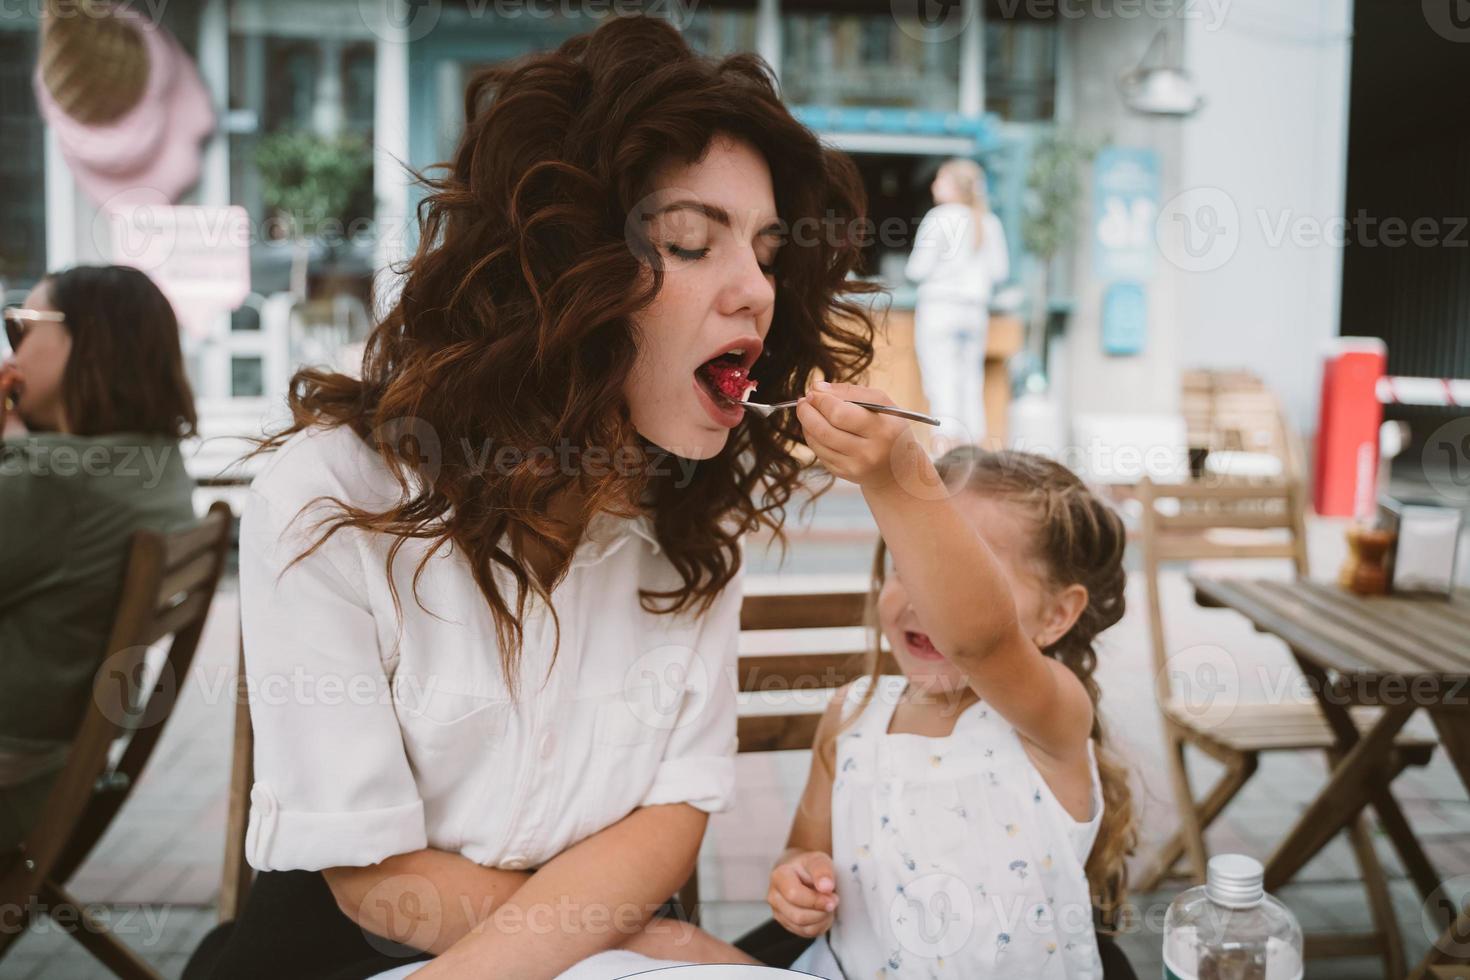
[571,511,661,568]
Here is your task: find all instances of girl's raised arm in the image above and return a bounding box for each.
[795,382,1093,761]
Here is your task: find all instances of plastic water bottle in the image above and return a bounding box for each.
[1162,854,1303,980]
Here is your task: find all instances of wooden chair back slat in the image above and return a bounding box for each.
[1138,477,1307,703]
[738,713,824,753]
[740,591,868,632]
[162,513,233,568]
[1154,508,1295,532]
[155,549,221,610]
[1152,538,1300,563]
[137,590,215,649]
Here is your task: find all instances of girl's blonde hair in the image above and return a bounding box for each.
[936,157,990,250]
[836,447,1137,927]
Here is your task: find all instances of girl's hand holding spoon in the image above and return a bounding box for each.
[796,381,933,494]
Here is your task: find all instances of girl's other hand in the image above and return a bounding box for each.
[796,381,916,492]
[767,849,839,938]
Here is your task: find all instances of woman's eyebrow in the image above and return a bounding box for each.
[658,200,782,239]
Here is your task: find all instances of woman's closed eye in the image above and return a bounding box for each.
[665,242,710,263]
[664,241,778,276]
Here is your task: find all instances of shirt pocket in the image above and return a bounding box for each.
[592,680,679,747]
[570,683,673,841]
[393,676,514,799]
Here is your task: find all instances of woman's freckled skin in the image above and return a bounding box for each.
[623,135,781,460]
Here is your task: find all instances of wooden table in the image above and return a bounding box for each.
[1190,576,1470,979]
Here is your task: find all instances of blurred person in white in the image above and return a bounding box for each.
[906,159,1010,445]
[0,265,197,852]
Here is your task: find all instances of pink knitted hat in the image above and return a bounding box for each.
[33,2,215,207]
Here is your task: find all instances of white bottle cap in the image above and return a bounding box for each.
[1206,854,1265,909]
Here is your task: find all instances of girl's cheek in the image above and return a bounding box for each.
[876,577,906,632]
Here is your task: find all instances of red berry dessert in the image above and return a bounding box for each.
[697,354,757,404]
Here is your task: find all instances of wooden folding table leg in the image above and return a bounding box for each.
[1346,810,1406,980]
[1263,700,1416,892]
[1301,658,1443,910]
[1429,709,1470,796]
[1410,909,1470,980]
[1371,773,1450,912]
[1284,657,1440,901]
[39,879,162,980]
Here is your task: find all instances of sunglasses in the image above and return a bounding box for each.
[3,307,66,354]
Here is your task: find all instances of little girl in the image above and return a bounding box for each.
[773,381,1136,979]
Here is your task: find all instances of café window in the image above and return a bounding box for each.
[227,20,378,297]
[685,7,759,59]
[0,29,46,291]
[231,355,265,398]
[781,8,961,111]
[985,18,1057,121]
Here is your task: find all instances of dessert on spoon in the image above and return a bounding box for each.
[695,350,940,426]
[743,394,940,426]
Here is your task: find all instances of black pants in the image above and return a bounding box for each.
[186,873,1135,979]
[183,870,694,980]
[733,918,1139,980]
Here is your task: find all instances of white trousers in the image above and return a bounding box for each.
[913,297,989,447]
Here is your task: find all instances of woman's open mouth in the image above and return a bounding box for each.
[693,350,757,427]
[904,630,946,662]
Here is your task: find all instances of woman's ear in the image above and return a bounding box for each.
[1034,583,1089,649]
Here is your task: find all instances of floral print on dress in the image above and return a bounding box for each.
[802,674,1103,980]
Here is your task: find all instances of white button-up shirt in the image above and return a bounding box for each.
[239,425,741,872]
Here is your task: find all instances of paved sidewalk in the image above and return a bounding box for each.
[3,488,1467,979]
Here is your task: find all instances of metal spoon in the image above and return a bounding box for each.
[742,396,941,427]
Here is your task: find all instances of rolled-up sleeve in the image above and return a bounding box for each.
[239,487,427,871]
[638,565,743,814]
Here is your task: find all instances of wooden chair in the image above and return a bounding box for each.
[219,633,254,923]
[1133,477,1434,978]
[0,502,233,979]
[676,583,896,923]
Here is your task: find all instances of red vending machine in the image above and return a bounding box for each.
[1314,338,1387,518]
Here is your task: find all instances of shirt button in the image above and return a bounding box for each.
[503,856,528,870]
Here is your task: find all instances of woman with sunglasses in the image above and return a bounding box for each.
[0,264,197,852]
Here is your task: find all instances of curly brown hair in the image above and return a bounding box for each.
[851,448,1138,925]
[250,16,878,691]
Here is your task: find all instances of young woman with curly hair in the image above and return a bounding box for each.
[189,14,878,980]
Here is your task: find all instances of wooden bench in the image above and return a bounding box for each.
[676,581,898,921]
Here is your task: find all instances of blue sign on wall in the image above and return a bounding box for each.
[1093,147,1160,283]
[1101,281,1148,356]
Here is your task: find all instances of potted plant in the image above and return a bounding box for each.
[254,130,374,300]
[1021,132,1098,371]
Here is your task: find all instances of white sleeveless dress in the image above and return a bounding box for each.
[790,674,1105,980]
